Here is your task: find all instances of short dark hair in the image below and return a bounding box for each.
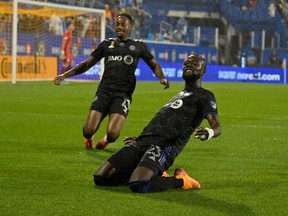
[190,53,206,62]
[116,12,134,24]
[189,53,207,73]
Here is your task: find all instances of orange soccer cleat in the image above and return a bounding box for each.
[95,135,109,149]
[83,135,94,149]
[83,138,94,149]
[174,168,201,189]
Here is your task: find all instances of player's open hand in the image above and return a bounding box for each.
[160,79,169,89]
[194,127,209,141]
[123,136,137,145]
[53,75,65,85]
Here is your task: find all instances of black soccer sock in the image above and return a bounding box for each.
[106,134,120,143]
[147,176,183,192]
[82,125,95,140]
[129,176,183,193]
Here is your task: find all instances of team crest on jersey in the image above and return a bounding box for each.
[124,55,133,65]
[211,101,217,109]
[129,45,136,51]
[170,99,183,109]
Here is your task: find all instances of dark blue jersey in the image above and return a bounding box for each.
[138,87,218,154]
[91,38,154,96]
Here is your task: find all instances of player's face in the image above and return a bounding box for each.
[115,16,132,40]
[182,55,205,82]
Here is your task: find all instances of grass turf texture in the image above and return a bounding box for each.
[0,81,287,215]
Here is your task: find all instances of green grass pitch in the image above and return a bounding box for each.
[0,81,287,215]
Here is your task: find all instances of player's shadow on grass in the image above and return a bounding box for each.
[85,147,116,160]
[85,143,125,160]
[95,186,254,216]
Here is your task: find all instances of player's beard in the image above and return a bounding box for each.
[182,69,201,82]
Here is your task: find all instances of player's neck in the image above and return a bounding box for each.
[116,36,129,42]
[185,80,201,88]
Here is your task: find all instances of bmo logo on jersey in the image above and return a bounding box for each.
[107,55,134,65]
[108,55,122,62]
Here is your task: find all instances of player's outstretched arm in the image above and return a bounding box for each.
[147,59,169,89]
[53,56,98,85]
[195,113,221,141]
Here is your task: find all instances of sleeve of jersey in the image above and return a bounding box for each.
[203,91,218,118]
[90,41,105,61]
[139,42,154,63]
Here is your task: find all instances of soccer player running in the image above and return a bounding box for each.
[54,12,169,149]
[93,53,221,193]
[60,20,75,74]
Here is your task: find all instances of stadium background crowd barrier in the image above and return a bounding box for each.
[0,0,287,84]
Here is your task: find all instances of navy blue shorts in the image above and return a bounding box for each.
[108,138,175,176]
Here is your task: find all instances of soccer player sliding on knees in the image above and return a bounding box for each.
[93,53,221,193]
